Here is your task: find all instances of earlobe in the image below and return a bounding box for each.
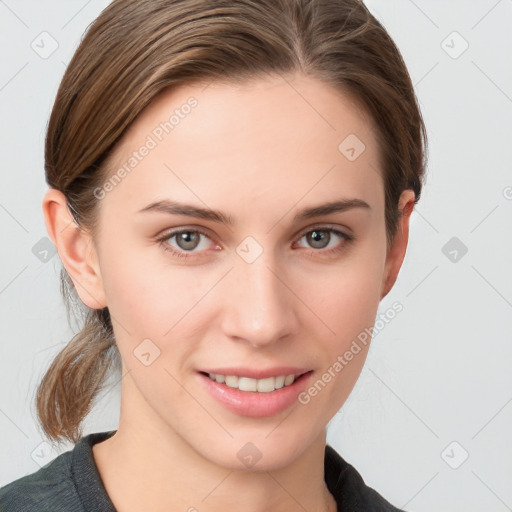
[42,188,107,309]
[380,189,416,299]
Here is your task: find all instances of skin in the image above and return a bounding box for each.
[43,72,415,512]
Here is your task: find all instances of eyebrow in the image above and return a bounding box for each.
[137,198,371,225]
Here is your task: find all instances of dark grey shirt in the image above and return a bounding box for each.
[0,430,405,511]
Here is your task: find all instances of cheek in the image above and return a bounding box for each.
[98,241,214,354]
[99,221,386,348]
[97,242,177,335]
[297,251,385,415]
[303,242,385,338]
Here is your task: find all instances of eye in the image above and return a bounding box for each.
[156,228,217,259]
[156,225,353,260]
[293,226,353,255]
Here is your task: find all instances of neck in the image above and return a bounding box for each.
[92,373,337,512]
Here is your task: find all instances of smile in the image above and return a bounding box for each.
[205,373,300,392]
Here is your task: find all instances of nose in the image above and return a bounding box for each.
[220,249,299,348]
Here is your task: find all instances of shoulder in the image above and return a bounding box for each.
[0,430,116,512]
[0,447,80,512]
[325,444,406,511]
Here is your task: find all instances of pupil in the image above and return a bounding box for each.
[309,230,329,249]
[178,231,199,250]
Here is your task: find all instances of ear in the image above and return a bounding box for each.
[380,189,416,299]
[42,188,107,309]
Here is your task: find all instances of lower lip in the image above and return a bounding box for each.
[197,371,313,417]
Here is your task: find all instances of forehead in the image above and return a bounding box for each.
[100,73,383,222]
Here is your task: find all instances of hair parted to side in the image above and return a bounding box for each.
[37,0,428,444]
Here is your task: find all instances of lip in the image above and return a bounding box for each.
[197,369,314,417]
[198,366,312,379]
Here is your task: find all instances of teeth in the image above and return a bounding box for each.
[207,373,299,392]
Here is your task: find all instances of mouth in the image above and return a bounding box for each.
[199,370,311,393]
[196,370,314,417]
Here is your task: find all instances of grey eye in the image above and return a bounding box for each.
[305,230,331,249]
[175,231,201,250]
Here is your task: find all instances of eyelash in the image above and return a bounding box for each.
[156,226,354,260]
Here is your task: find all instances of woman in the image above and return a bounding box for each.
[0,0,427,510]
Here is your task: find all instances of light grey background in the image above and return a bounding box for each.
[1,1,511,511]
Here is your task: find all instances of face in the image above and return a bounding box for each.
[70,73,409,470]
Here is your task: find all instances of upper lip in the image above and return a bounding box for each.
[199,367,312,379]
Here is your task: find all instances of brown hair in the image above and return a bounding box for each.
[37,0,428,444]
